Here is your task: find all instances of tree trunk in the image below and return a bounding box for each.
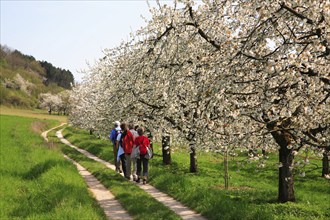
[322,150,329,177]
[224,149,229,189]
[147,131,154,158]
[278,145,295,202]
[270,130,295,203]
[189,141,197,173]
[162,135,171,165]
[89,129,93,135]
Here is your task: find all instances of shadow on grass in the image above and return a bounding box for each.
[22,159,60,180]
[85,143,105,155]
[9,183,89,218]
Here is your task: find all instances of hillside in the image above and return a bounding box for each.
[0,45,74,108]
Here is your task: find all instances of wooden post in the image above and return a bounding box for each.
[224,149,229,189]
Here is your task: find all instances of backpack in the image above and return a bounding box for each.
[110,128,120,145]
[120,130,134,154]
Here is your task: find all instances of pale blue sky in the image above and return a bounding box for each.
[1,0,163,82]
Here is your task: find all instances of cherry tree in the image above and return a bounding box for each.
[57,90,71,115]
[69,70,108,134]
[39,93,62,115]
[223,0,329,202]
[69,0,329,203]
[162,0,330,202]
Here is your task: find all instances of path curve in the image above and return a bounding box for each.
[41,122,66,142]
[57,129,207,220]
[41,124,132,220]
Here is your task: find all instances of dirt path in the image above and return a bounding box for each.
[56,129,207,220]
[63,155,132,220]
[41,124,132,220]
[41,123,66,142]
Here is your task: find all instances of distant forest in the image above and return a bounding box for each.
[0,45,74,89]
[39,61,74,89]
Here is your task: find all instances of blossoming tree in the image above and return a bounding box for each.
[68,0,329,203]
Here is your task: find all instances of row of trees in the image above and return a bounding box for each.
[69,0,329,203]
[39,91,70,115]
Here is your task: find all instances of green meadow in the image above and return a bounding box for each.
[1,109,329,220]
[0,114,105,219]
[63,126,330,220]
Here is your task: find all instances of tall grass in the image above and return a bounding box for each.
[63,126,330,220]
[0,115,105,219]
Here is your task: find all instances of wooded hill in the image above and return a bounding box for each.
[0,45,74,108]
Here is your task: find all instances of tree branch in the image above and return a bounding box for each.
[185,6,221,51]
[280,3,314,24]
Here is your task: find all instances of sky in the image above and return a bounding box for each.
[0,0,162,82]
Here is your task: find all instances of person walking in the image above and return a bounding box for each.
[109,121,121,173]
[129,122,139,181]
[116,126,126,177]
[119,123,135,180]
[134,127,150,184]
[129,122,139,138]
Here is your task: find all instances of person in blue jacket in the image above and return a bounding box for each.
[109,121,121,172]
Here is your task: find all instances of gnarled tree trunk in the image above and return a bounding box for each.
[189,141,197,173]
[278,143,295,202]
[269,128,296,203]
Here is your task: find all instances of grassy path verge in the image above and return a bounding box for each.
[63,126,330,220]
[42,124,133,219]
[56,129,206,220]
[0,115,105,219]
[51,130,182,220]
[63,154,133,220]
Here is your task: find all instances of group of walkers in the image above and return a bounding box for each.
[109,121,151,184]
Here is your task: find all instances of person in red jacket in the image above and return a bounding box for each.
[120,123,135,180]
[134,127,150,184]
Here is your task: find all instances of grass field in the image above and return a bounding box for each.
[62,126,330,220]
[0,115,105,219]
[0,105,67,123]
